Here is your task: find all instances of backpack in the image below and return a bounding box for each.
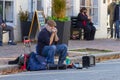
[18,54,30,71]
[27,52,47,71]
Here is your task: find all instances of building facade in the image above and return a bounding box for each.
[0,0,115,42]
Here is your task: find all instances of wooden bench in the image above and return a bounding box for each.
[70,16,84,40]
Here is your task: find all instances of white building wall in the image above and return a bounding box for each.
[3,0,30,42]
[15,0,29,42]
[72,0,80,16]
[95,0,108,39]
[3,0,109,42]
[42,0,47,17]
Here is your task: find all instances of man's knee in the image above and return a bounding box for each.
[60,44,68,50]
[50,45,57,51]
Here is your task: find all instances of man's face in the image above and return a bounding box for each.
[84,10,87,14]
[49,26,55,30]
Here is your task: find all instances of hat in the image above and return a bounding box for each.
[47,20,56,27]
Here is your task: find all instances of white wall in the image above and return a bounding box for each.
[95,0,108,39]
[42,0,47,17]
[14,0,29,42]
[7,0,29,42]
[3,0,29,42]
[72,0,80,16]
[3,0,109,42]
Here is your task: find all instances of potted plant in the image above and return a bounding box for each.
[48,0,71,45]
[19,7,31,41]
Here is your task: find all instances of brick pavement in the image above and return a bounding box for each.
[0,39,120,64]
[68,39,120,51]
[0,39,120,74]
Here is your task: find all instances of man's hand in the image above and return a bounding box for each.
[50,27,59,45]
[1,23,6,28]
[88,16,91,20]
[52,28,59,42]
[51,28,57,34]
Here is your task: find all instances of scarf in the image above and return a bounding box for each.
[45,25,59,41]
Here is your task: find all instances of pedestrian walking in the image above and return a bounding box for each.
[107,1,116,38]
[114,1,120,40]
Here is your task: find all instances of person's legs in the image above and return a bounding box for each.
[0,26,3,46]
[110,20,114,38]
[56,44,68,64]
[115,20,120,39]
[84,26,91,40]
[3,25,16,45]
[118,21,120,39]
[42,45,56,64]
[90,26,96,40]
[3,25,14,41]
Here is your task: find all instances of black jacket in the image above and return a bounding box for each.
[114,4,120,22]
[77,13,89,28]
[36,28,51,55]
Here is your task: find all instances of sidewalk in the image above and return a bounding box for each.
[68,39,120,51]
[0,39,120,74]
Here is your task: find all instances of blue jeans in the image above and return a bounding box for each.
[41,44,67,64]
[115,20,120,39]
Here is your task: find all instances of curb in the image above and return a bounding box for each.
[0,65,19,75]
[68,51,120,63]
[0,51,120,75]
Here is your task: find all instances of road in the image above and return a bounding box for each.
[0,59,120,80]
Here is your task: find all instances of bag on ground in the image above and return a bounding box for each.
[27,52,47,71]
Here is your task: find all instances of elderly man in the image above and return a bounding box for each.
[0,14,16,46]
[36,20,67,64]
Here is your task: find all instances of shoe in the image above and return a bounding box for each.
[8,57,19,64]
[57,64,67,70]
[8,42,17,45]
[0,41,3,46]
[73,63,83,69]
[47,64,58,70]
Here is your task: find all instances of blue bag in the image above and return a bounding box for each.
[27,52,47,71]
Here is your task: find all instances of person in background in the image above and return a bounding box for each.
[114,1,120,40]
[36,20,67,64]
[107,0,117,38]
[0,14,17,46]
[77,7,96,40]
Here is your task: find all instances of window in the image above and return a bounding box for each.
[5,1,14,22]
[80,0,98,25]
[0,1,14,22]
[37,0,42,10]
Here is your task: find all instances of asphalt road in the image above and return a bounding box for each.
[0,59,120,80]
